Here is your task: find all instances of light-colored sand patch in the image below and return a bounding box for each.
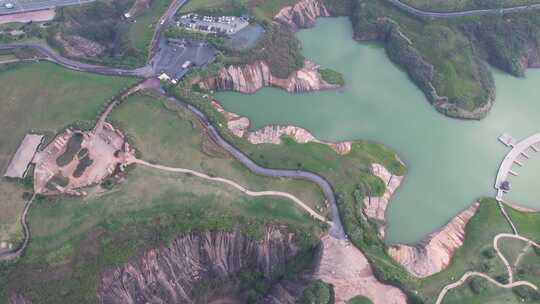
[315,235,407,304]
[0,9,55,25]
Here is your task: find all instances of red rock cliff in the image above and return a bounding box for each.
[97,228,301,303]
[200,60,338,94]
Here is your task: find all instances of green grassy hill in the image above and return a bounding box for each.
[0,62,136,246]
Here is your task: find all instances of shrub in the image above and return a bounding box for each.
[495,274,509,285]
[101,177,115,190]
[482,247,497,259]
[513,285,540,301]
[319,68,345,86]
[468,277,487,294]
[298,280,333,304]
[479,261,491,272]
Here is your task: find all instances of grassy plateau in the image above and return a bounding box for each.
[0,62,136,244]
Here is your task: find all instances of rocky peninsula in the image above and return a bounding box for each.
[199,60,338,94]
[388,202,480,278]
[211,101,352,155]
[274,0,330,30]
[362,163,404,238]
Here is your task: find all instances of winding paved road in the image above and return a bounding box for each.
[0,43,153,77]
[135,159,332,224]
[167,96,347,240]
[148,0,187,61]
[387,0,540,18]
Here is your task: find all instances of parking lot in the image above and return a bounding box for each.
[152,38,217,81]
[0,0,94,15]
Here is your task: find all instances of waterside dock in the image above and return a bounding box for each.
[495,133,540,201]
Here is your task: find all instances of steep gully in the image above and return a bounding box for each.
[97,227,305,304]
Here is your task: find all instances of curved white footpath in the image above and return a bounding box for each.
[134,159,331,224]
[436,233,540,304]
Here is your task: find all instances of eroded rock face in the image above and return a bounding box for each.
[200,61,338,94]
[8,294,32,304]
[387,202,480,278]
[56,34,106,58]
[248,125,320,145]
[521,41,540,71]
[274,0,330,30]
[211,101,352,155]
[97,228,300,303]
[362,163,404,238]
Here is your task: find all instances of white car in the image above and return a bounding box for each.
[4,3,15,9]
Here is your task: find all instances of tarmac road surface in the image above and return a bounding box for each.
[0,43,154,77]
[168,95,348,240]
[0,0,94,15]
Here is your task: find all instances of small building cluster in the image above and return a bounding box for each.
[176,13,249,35]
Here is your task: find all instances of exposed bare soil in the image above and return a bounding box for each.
[33,122,134,196]
[315,235,407,304]
[0,9,55,25]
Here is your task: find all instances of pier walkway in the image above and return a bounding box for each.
[495,133,540,201]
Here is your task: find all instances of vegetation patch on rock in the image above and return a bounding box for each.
[319,68,345,86]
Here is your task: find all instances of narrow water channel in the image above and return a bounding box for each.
[216,17,540,244]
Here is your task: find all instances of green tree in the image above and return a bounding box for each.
[298,280,333,304]
[468,277,487,295]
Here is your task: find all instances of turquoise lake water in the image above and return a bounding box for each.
[216,17,540,244]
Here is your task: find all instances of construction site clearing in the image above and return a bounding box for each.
[32,120,135,196]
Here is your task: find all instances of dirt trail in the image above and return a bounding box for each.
[435,233,540,304]
[134,159,331,224]
[0,194,35,261]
